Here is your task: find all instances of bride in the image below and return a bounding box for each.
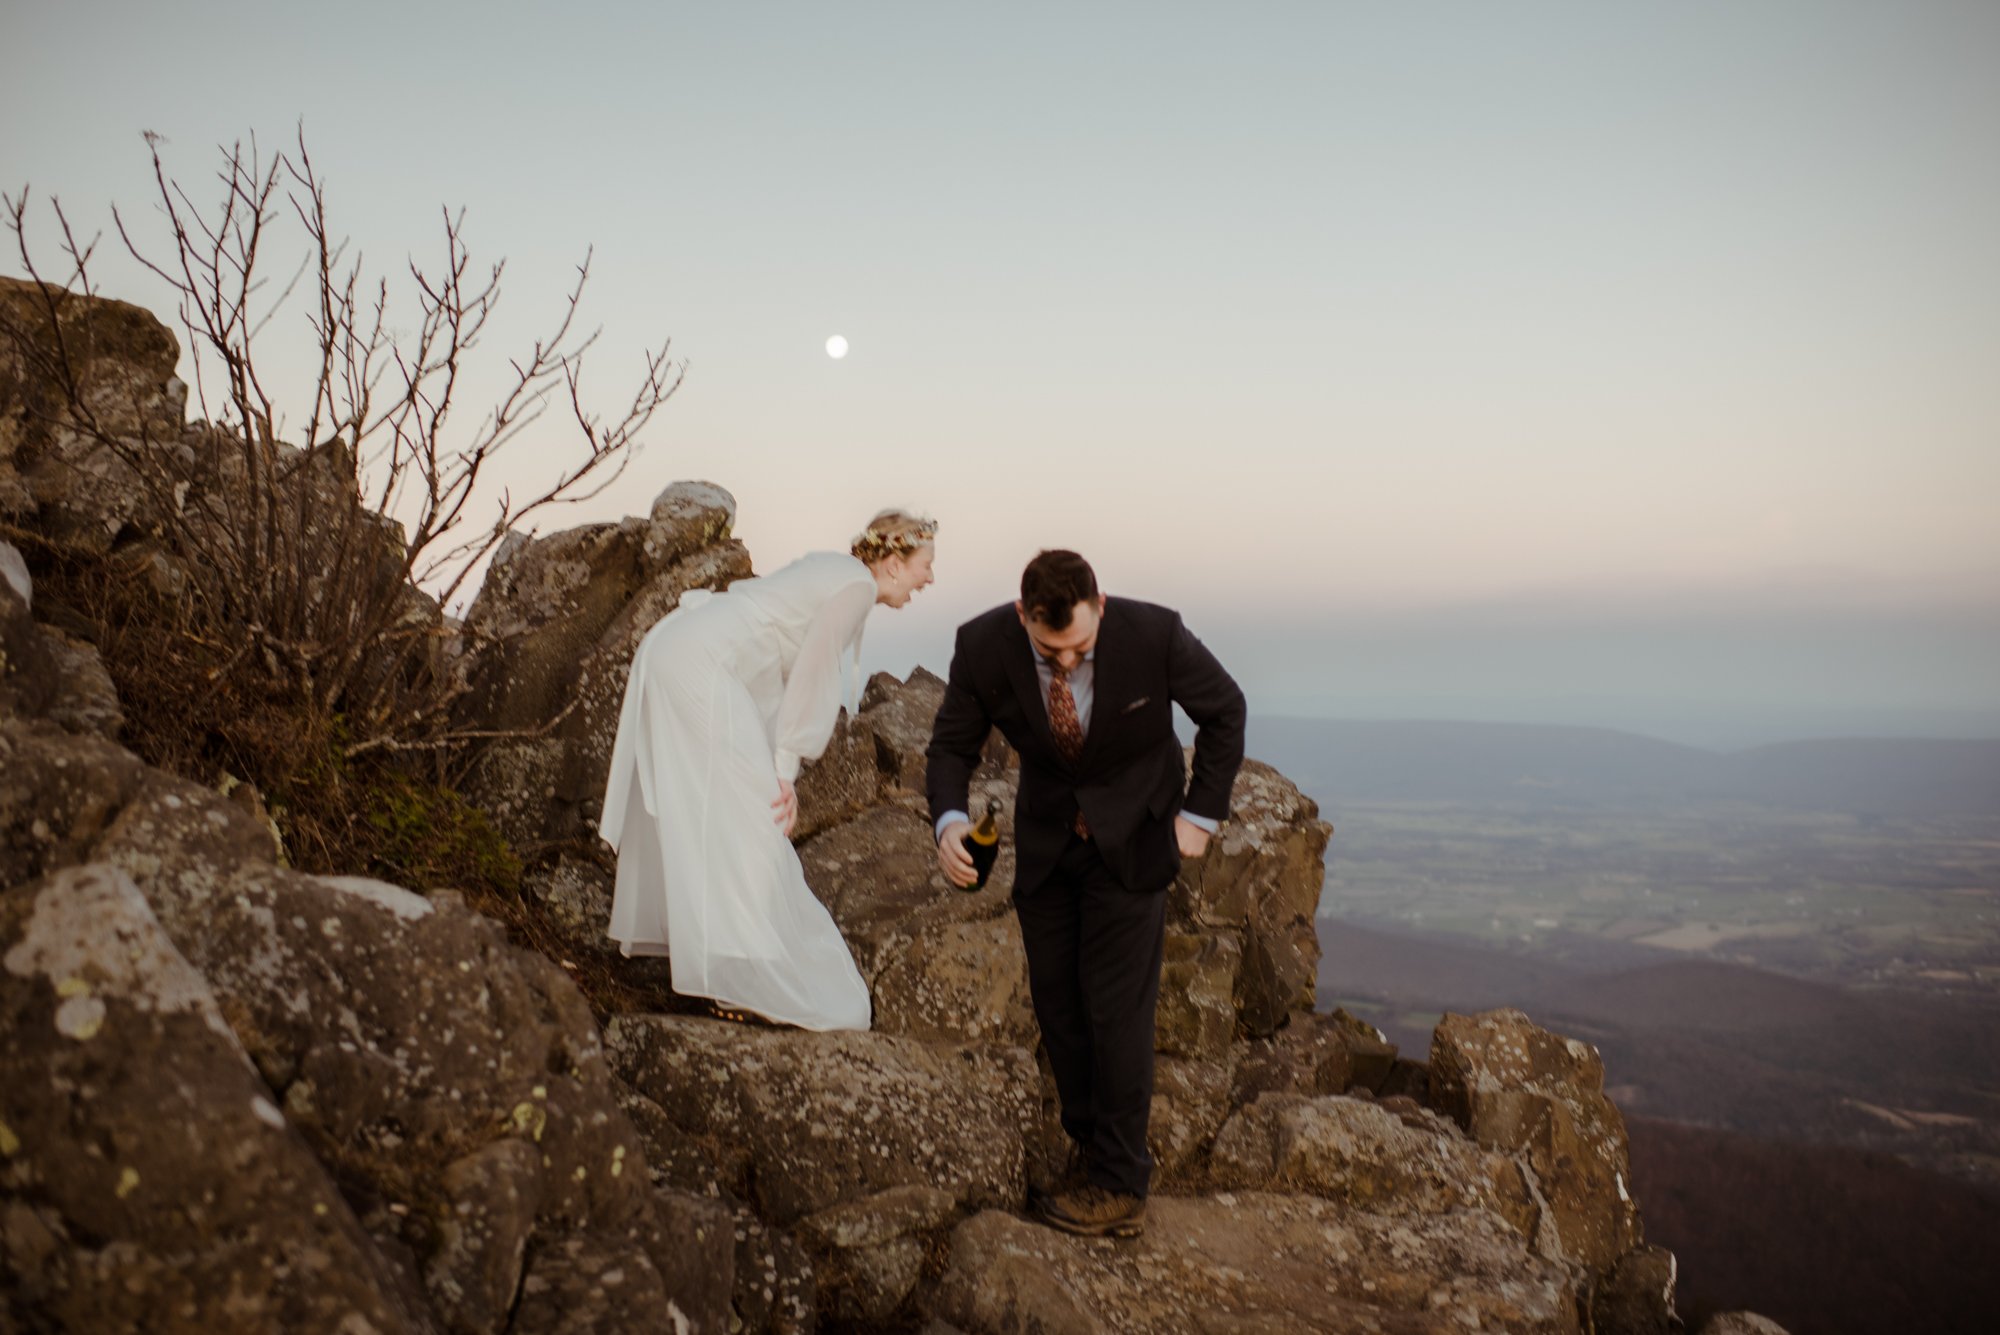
[597,509,937,1030]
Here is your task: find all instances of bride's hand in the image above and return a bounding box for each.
[772,778,798,836]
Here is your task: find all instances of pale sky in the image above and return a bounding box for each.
[6,1,1997,744]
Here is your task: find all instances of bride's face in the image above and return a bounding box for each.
[879,545,935,608]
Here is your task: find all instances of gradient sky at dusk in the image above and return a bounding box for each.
[6,1,1996,745]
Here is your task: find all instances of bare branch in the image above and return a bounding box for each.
[11,127,680,772]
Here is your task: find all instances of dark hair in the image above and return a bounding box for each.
[1019,550,1098,630]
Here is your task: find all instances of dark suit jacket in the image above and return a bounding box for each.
[927,597,1247,895]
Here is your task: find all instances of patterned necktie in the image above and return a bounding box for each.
[1047,663,1085,765]
[1047,664,1090,837]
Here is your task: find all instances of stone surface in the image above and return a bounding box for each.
[729,1205,818,1335]
[424,1135,544,1331]
[1,863,425,1333]
[1168,757,1331,1037]
[1155,928,1242,1059]
[614,1076,751,1204]
[0,703,727,1329]
[1696,1314,1790,1335]
[1430,1008,1643,1274]
[799,802,1010,969]
[931,1194,1587,1334]
[1208,1093,1541,1244]
[519,850,621,965]
[1148,1054,1237,1181]
[35,624,125,739]
[1231,1006,1397,1105]
[455,478,751,852]
[511,1230,671,1334]
[0,551,123,740]
[791,707,888,840]
[1592,1242,1683,1335]
[0,718,162,891]
[605,1015,1039,1225]
[857,665,1014,799]
[797,1183,958,1323]
[872,910,1038,1046]
[0,276,187,550]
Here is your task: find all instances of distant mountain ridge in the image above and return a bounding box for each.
[1247,716,2000,816]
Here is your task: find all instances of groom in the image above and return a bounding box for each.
[928,549,1245,1238]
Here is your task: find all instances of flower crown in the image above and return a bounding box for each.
[850,516,938,561]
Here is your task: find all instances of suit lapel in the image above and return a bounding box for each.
[1001,615,1061,760]
[1077,598,1122,771]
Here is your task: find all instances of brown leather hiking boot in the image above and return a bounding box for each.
[1036,1183,1147,1239]
[1026,1143,1091,1213]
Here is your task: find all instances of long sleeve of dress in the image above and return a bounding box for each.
[772,575,877,782]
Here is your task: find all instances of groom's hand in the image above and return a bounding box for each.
[1174,814,1212,859]
[936,821,978,888]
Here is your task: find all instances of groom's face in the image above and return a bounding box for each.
[1017,597,1105,673]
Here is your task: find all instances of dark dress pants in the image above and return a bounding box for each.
[1012,830,1170,1199]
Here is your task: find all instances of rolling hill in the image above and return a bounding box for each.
[1247,717,2000,817]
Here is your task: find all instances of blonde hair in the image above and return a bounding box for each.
[850,509,938,565]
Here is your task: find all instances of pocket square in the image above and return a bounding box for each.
[1121,696,1151,713]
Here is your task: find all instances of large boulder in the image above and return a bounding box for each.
[455,479,751,853]
[604,1015,1039,1226]
[1169,757,1331,1037]
[607,1016,1048,1326]
[1148,1053,1237,1181]
[0,276,187,549]
[851,666,1016,802]
[1154,928,1242,1059]
[799,803,994,966]
[0,541,124,741]
[788,707,894,841]
[1207,1093,1541,1244]
[869,911,1038,1047]
[1231,1006,1403,1104]
[1,863,427,1333]
[0,719,159,891]
[0,714,735,1332]
[797,798,1036,1045]
[797,1183,958,1325]
[930,1194,1587,1334]
[1593,1243,1684,1335]
[1429,1009,1644,1275]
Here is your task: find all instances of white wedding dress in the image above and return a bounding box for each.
[599,551,875,1030]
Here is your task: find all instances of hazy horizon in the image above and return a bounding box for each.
[866,579,2000,751]
[7,1,1995,743]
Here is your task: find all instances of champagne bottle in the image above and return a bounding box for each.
[961,801,1001,892]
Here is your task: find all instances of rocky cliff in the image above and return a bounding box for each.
[0,277,1775,1333]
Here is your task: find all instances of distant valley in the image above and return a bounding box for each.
[1317,920,2000,1184]
[1257,714,2000,1328]
[1244,717,2000,999]
[1313,919,2000,1334]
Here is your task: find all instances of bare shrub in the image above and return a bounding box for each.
[3,128,683,763]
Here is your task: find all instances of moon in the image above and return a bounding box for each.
[825,335,849,360]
